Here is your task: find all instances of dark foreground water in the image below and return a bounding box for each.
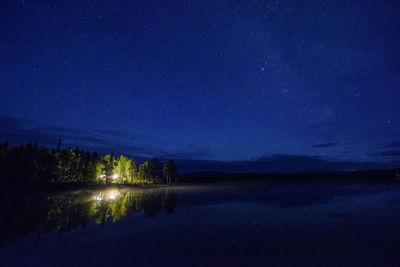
[1,181,400,266]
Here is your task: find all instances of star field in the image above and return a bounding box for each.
[0,0,399,166]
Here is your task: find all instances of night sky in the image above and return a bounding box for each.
[1,1,399,171]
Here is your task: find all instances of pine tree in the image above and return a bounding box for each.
[56,138,61,151]
[129,159,138,184]
[163,160,179,184]
[138,161,151,183]
[149,158,163,184]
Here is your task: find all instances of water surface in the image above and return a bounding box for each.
[1,181,400,266]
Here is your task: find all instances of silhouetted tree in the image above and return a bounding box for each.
[149,158,163,183]
[56,138,61,151]
[130,159,138,183]
[138,161,151,183]
[163,160,179,184]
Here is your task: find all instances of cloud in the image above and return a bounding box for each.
[312,142,338,148]
[0,115,155,156]
[369,151,400,157]
[176,154,399,174]
[383,141,400,149]
[93,129,128,137]
[93,129,153,141]
[33,126,92,136]
[1,115,398,172]
[0,115,35,130]
[0,115,213,161]
[306,122,330,131]
[256,154,325,164]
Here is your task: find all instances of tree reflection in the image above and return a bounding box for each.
[0,187,179,247]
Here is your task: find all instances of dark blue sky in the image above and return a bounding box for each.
[1,0,399,169]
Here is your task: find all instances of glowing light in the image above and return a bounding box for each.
[108,192,119,200]
[93,193,103,201]
[112,174,119,180]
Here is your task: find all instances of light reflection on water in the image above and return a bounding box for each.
[0,186,179,247]
[1,181,400,266]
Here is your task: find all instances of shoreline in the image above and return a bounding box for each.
[1,168,399,193]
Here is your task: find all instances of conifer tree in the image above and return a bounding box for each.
[163,160,179,184]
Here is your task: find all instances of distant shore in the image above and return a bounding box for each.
[181,168,400,183]
[1,168,399,193]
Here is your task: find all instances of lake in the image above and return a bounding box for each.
[1,181,400,266]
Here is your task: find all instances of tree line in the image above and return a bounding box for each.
[0,139,179,185]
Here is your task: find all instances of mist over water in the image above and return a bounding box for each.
[1,181,400,266]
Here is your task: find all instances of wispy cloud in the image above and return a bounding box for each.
[0,115,35,129]
[312,142,338,148]
[0,115,213,161]
[369,151,400,157]
[176,154,399,173]
[383,141,400,149]
[0,115,151,157]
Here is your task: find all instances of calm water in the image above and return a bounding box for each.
[1,181,400,266]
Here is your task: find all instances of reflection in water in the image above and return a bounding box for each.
[2,182,400,265]
[0,187,179,247]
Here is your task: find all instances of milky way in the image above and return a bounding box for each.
[0,0,399,164]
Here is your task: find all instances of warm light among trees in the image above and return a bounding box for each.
[0,139,180,185]
[98,155,179,185]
